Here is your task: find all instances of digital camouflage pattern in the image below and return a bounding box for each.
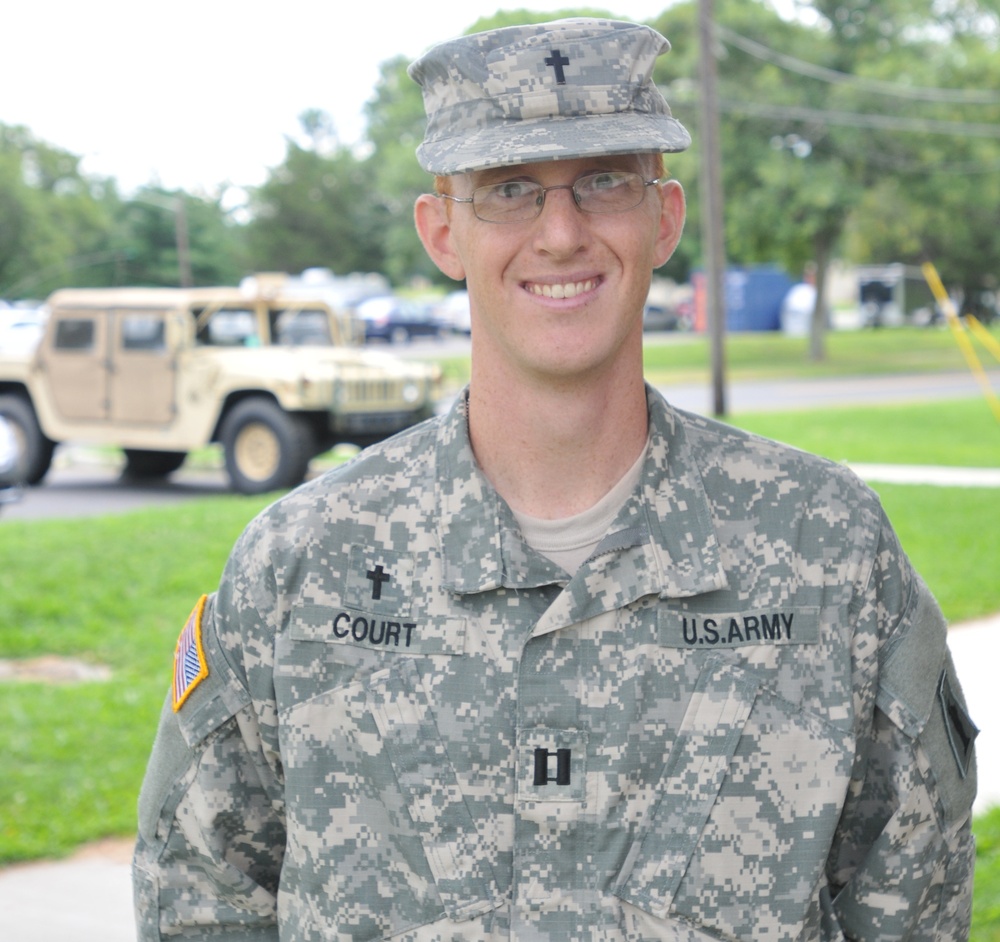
[409,19,691,174]
[134,387,977,941]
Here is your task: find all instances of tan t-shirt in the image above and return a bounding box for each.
[512,440,648,576]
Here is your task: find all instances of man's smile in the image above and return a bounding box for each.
[524,278,599,300]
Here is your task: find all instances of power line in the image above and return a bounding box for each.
[716,23,1000,105]
[717,97,1000,138]
[864,151,1000,174]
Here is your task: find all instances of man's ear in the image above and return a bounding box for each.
[414,194,467,281]
[652,180,686,269]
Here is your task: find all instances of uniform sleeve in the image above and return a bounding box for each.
[132,576,285,941]
[827,514,978,941]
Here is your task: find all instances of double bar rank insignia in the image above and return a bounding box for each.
[172,594,209,711]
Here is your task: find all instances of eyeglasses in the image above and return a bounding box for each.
[437,171,661,224]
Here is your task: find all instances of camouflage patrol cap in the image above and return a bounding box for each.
[408,18,691,174]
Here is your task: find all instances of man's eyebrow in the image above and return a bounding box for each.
[472,159,641,187]
[471,168,535,186]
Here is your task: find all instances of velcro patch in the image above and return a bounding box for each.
[938,668,978,779]
[172,595,209,712]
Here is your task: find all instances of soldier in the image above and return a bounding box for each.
[134,18,978,941]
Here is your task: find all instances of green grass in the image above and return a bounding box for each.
[2,341,999,933]
[974,808,1000,941]
[424,323,997,395]
[643,324,983,384]
[0,495,275,862]
[728,397,1000,468]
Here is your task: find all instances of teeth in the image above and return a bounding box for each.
[528,280,595,299]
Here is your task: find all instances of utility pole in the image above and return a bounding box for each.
[698,0,728,416]
[173,195,193,288]
[135,192,193,287]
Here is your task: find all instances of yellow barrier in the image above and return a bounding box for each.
[921,261,1000,423]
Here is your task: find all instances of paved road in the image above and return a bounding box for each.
[663,369,999,415]
[1,462,231,521]
[1,370,995,522]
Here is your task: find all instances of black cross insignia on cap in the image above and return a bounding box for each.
[545,49,570,84]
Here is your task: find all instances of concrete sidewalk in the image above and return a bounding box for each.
[1,612,995,942]
[0,841,135,942]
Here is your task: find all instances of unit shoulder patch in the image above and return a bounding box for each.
[172,594,209,712]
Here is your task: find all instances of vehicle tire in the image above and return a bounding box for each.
[389,325,410,345]
[0,394,56,485]
[122,449,188,478]
[220,398,313,495]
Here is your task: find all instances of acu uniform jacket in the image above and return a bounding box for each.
[134,387,978,942]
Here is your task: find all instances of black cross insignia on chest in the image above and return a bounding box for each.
[366,564,391,601]
[545,49,570,84]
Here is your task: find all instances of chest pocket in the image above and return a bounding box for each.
[614,657,853,942]
[278,656,500,940]
[367,658,502,923]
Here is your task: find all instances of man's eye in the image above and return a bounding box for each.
[494,181,533,200]
[587,172,626,192]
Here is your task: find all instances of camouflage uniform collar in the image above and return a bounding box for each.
[435,389,506,594]
[635,387,729,598]
[434,386,728,599]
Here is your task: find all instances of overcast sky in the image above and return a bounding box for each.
[1,1,685,197]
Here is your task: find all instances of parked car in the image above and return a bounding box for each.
[0,308,46,354]
[357,296,446,344]
[435,290,472,335]
[642,301,683,332]
[0,413,21,512]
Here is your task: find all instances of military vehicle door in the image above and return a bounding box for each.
[43,311,110,421]
[110,309,176,424]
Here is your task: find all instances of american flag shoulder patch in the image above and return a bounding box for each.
[172,594,209,712]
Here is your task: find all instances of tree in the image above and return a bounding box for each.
[654,0,1000,357]
[112,187,247,288]
[0,125,115,299]
[245,112,385,277]
[363,56,438,287]
[812,0,1000,319]
[839,10,1000,318]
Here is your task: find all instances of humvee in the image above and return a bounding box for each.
[0,285,442,494]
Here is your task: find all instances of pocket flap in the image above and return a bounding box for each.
[368,660,501,922]
[615,657,759,915]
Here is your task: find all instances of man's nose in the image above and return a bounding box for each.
[532,185,587,252]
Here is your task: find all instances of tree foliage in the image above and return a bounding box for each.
[363,56,438,287]
[112,187,247,288]
[652,0,1000,354]
[0,126,115,298]
[244,121,385,277]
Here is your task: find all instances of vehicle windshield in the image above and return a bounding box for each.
[271,307,335,346]
[194,307,259,346]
